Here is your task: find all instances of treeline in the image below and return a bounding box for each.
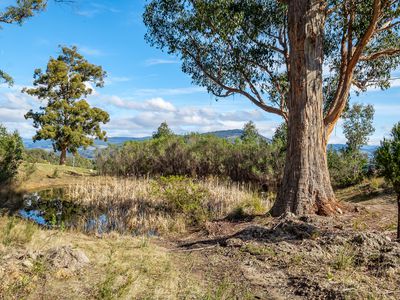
[0,103,382,191]
[96,122,286,191]
[96,103,377,190]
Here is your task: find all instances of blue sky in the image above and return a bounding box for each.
[0,0,399,144]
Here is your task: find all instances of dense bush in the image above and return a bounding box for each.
[152,176,210,224]
[327,148,368,188]
[95,133,285,190]
[0,124,24,184]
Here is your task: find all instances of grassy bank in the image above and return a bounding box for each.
[10,162,95,192]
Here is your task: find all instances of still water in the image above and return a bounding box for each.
[1,189,118,234]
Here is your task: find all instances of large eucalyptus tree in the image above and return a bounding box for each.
[144,0,400,216]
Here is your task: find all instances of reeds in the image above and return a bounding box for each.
[65,176,272,235]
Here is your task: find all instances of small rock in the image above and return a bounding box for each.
[45,245,90,271]
[22,260,33,268]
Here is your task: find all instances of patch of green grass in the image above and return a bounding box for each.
[241,243,276,257]
[331,244,356,271]
[3,275,32,299]
[204,278,254,300]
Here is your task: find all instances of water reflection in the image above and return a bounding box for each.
[18,189,84,229]
[0,188,159,236]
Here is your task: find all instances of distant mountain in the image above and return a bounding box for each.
[23,132,379,159]
[204,129,271,142]
[23,136,150,151]
[328,144,378,158]
[22,129,269,150]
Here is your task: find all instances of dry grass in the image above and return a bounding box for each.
[10,162,96,192]
[0,216,247,300]
[65,176,271,235]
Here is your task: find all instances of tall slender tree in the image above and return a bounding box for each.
[342,103,375,152]
[153,121,174,139]
[144,0,400,216]
[23,46,110,165]
[241,121,260,144]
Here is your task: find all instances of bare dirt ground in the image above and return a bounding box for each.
[166,181,399,299]
[1,180,399,299]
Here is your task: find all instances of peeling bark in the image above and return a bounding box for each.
[272,0,337,216]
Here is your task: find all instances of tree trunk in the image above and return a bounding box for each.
[272,0,337,216]
[397,193,400,241]
[59,148,67,165]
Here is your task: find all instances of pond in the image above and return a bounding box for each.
[0,188,156,236]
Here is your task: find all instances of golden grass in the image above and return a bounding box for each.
[12,162,96,192]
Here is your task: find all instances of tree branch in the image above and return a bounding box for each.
[324,0,382,137]
[183,48,285,118]
[360,48,400,61]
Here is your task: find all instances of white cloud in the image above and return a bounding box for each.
[145,58,179,66]
[104,96,176,112]
[374,104,400,116]
[74,2,120,18]
[105,76,131,85]
[0,108,27,122]
[133,87,205,97]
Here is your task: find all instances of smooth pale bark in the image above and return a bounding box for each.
[59,148,67,165]
[272,0,337,216]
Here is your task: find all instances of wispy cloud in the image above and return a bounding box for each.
[105,96,176,112]
[105,76,131,85]
[145,58,179,66]
[75,2,120,18]
[79,46,106,57]
[132,87,206,97]
[98,93,272,137]
[373,104,400,116]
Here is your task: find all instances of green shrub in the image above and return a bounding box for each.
[153,176,210,224]
[0,124,23,184]
[328,148,368,188]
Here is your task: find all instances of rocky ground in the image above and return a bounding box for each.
[0,184,399,299]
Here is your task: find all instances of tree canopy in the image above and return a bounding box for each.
[23,46,110,165]
[144,0,400,136]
